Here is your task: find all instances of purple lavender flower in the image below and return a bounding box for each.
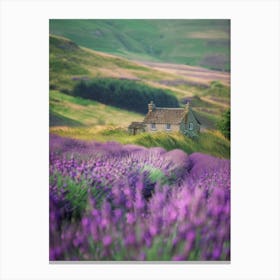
[49,135,230,261]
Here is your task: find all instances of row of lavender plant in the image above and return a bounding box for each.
[50,134,230,261]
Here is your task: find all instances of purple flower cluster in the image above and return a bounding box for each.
[50,134,230,261]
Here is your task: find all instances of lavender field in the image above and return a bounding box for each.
[50,134,230,261]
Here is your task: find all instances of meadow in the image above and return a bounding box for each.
[50,135,230,261]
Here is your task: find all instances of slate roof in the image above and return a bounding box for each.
[191,111,201,125]
[143,108,187,124]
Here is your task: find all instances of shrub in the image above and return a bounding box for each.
[217,109,230,140]
[72,78,179,114]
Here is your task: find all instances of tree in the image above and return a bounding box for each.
[218,109,230,140]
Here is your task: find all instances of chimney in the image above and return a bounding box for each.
[148,101,155,113]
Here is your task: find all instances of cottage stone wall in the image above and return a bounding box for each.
[145,123,180,133]
[180,110,200,136]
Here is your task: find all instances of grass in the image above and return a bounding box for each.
[50,109,84,127]
[203,81,230,99]
[195,110,220,130]
[50,34,182,93]
[50,90,143,127]
[50,19,230,71]
[50,126,230,159]
[132,131,230,159]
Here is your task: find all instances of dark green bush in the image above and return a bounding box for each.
[72,78,179,114]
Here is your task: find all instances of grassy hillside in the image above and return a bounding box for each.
[50,19,230,71]
[50,90,143,128]
[50,35,229,129]
[50,33,230,157]
[50,34,226,98]
[50,34,190,97]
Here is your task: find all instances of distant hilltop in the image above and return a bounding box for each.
[50,19,230,72]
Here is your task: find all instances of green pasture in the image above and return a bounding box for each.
[50,90,143,127]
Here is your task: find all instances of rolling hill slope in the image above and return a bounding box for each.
[50,19,230,71]
[49,33,230,158]
[50,34,197,97]
[50,90,143,128]
[50,34,229,96]
[50,34,230,130]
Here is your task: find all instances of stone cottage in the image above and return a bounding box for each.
[128,101,201,137]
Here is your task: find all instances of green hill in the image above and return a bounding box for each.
[50,19,230,71]
[49,34,196,98]
[50,90,143,128]
[49,22,230,159]
[50,34,230,98]
[50,34,229,130]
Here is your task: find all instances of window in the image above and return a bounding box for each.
[189,122,193,130]
[166,123,171,130]
[151,123,156,130]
